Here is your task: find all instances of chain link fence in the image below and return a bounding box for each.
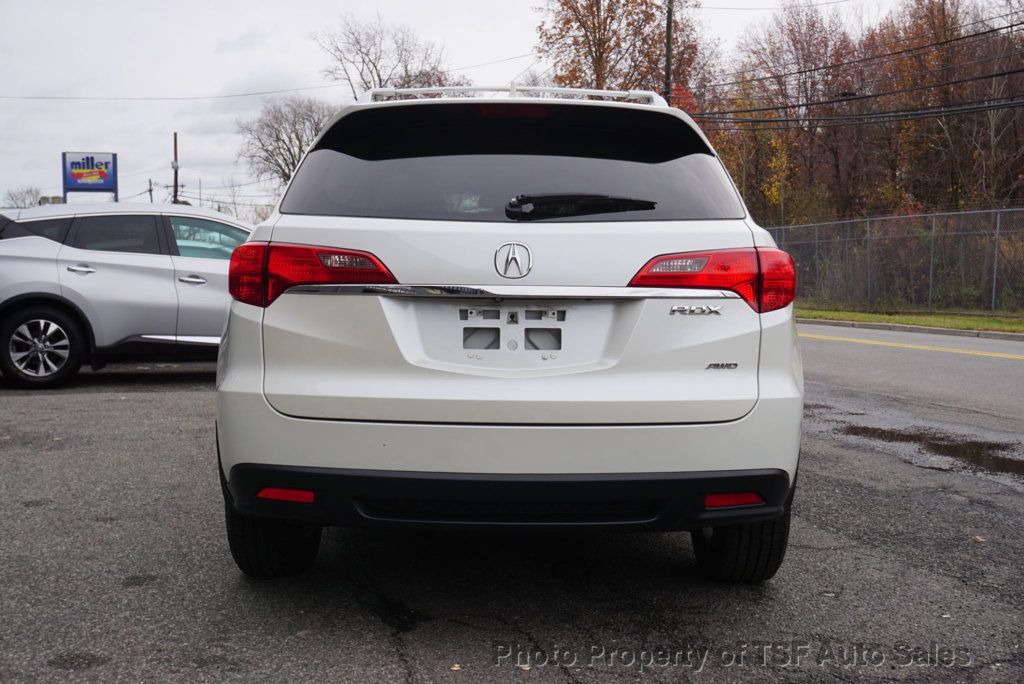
[766,209,1024,314]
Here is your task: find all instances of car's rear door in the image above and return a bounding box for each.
[164,215,249,343]
[0,216,71,303]
[57,214,177,347]
[260,101,763,425]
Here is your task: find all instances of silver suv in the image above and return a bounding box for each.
[0,203,251,388]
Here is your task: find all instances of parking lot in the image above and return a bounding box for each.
[1,323,1022,682]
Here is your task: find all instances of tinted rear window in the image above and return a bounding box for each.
[0,217,72,242]
[280,103,745,222]
[73,215,161,254]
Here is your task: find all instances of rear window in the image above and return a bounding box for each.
[73,215,161,254]
[22,218,72,242]
[0,217,72,242]
[280,103,745,222]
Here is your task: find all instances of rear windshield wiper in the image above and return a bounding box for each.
[505,194,656,221]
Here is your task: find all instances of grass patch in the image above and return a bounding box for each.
[795,308,1024,334]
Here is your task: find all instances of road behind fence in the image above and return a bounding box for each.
[767,208,1024,314]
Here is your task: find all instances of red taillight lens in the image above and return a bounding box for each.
[228,242,396,308]
[630,248,759,306]
[757,248,796,312]
[628,247,795,312]
[256,487,315,504]
[704,492,764,509]
[228,242,268,307]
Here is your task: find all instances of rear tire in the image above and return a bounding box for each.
[691,511,791,583]
[0,306,84,389]
[224,503,322,578]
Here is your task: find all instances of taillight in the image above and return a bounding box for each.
[228,242,396,308]
[628,247,794,312]
[757,248,796,312]
[228,242,268,307]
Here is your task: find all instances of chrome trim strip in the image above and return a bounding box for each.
[178,335,221,346]
[284,284,740,299]
[141,334,221,345]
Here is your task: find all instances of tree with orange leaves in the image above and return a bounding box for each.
[536,0,701,93]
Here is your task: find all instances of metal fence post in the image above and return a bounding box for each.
[928,215,936,311]
[991,210,1001,311]
[866,219,872,307]
[815,224,821,305]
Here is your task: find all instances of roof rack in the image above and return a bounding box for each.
[360,86,667,107]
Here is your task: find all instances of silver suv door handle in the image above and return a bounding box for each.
[67,264,96,274]
[178,275,207,285]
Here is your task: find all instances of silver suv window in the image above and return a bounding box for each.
[0,218,72,242]
[73,215,162,255]
[168,216,247,260]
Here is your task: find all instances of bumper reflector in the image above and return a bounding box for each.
[704,492,763,509]
[256,487,315,504]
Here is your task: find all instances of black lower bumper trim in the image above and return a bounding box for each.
[226,464,792,530]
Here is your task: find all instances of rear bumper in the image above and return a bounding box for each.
[225,463,792,530]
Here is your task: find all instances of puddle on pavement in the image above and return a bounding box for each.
[841,425,1024,477]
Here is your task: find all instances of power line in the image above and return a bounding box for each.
[450,52,535,72]
[179,193,275,208]
[509,58,543,86]
[710,9,1020,81]
[193,180,268,190]
[184,189,281,200]
[119,163,172,177]
[0,83,345,102]
[704,43,1024,104]
[0,50,540,102]
[698,95,1024,129]
[699,0,854,10]
[706,12,1023,89]
[698,93,1024,122]
[179,175,274,190]
[696,67,1024,116]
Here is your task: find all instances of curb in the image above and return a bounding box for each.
[796,318,1024,342]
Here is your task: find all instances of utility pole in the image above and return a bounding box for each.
[198,178,202,205]
[147,178,153,203]
[664,0,674,102]
[172,131,179,204]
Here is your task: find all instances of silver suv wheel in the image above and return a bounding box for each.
[8,319,71,377]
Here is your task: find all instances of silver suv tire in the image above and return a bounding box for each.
[0,306,84,389]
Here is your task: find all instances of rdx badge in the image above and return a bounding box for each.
[669,305,722,316]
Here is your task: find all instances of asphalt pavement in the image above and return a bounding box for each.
[1,324,1022,682]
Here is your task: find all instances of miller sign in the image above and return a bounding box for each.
[62,152,118,196]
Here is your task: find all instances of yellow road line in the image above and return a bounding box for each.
[798,332,1024,360]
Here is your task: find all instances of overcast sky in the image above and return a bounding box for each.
[0,0,896,208]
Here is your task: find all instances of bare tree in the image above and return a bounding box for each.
[216,176,243,218]
[3,186,41,208]
[315,14,470,99]
[247,203,274,224]
[517,68,556,88]
[237,96,335,187]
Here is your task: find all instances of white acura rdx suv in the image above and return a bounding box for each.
[217,87,802,582]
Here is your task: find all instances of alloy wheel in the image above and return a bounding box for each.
[8,319,71,377]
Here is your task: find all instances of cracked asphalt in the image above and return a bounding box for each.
[1,324,1022,682]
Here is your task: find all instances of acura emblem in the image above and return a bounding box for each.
[495,242,532,279]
